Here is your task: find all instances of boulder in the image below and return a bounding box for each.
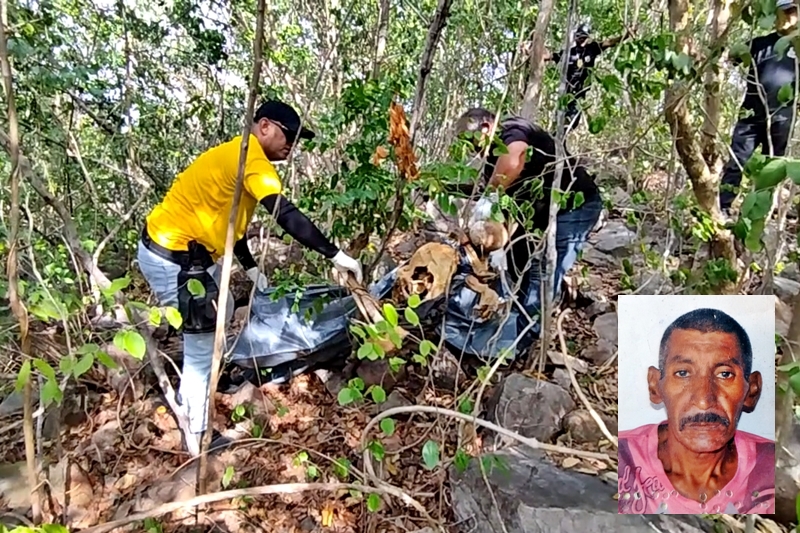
[486,373,575,444]
[449,446,716,533]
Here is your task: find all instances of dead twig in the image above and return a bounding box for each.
[557,310,618,448]
[78,482,444,533]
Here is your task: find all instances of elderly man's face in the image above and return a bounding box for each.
[647,329,762,453]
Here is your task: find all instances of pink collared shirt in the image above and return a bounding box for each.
[617,423,775,514]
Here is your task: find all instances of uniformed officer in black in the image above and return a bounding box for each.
[720,0,799,213]
[547,22,627,136]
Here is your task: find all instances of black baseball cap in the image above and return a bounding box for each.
[253,100,316,141]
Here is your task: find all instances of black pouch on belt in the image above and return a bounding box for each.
[177,241,219,334]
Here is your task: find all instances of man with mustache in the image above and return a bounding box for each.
[137,99,362,455]
[617,308,774,514]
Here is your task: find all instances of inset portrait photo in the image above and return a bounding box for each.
[617,295,775,515]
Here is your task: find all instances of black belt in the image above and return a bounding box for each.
[140,226,214,269]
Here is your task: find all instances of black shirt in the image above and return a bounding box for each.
[552,41,604,93]
[739,32,798,119]
[483,116,599,230]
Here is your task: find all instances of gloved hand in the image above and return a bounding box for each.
[332,250,363,284]
[488,249,507,272]
[470,192,500,225]
[246,267,269,291]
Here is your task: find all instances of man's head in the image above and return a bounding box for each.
[251,100,315,161]
[575,22,591,44]
[646,308,762,453]
[453,108,498,152]
[776,0,798,33]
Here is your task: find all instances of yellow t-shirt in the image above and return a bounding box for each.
[146,134,282,260]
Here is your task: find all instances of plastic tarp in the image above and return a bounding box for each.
[228,245,524,371]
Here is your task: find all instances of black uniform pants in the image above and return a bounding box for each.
[720,110,794,211]
[560,86,590,137]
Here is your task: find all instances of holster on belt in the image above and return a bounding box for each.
[177,240,219,334]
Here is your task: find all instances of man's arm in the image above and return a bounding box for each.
[487,140,530,191]
[260,194,340,259]
[234,236,258,271]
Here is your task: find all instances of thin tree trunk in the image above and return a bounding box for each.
[700,0,732,168]
[520,0,555,120]
[371,0,390,79]
[664,0,737,293]
[196,0,267,496]
[0,0,40,522]
[408,0,454,144]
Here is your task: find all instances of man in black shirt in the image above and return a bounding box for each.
[720,0,799,212]
[548,23,627,136]
[455,108,603,339]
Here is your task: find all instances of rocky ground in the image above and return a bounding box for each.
[0,184,797,533]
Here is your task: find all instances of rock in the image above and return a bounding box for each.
[581,339,616,366]
[776,296,793,338]
[552,368,571,390]
[607,187,632,210]
[590,220,636,257]
[562,409,618,445]
[774,276,800,303]
[486,373,575,444]
[300,516,317,531]
[592,313,618,346]
[430,347,466,391]
[546,350,589,374]
[356,360,407,392]
[633,269,672,295]
[375,390,413,413]
[780,263,800,282]
[449,446,716,533]
[316,369,347,397]
[584,299,610,320]
[776,418,800,525]
[581,246,618,268]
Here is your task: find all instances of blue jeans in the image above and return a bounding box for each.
[136,241,233,434]
[510,196,603,339]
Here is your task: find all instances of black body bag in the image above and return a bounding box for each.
[177,241,219,334]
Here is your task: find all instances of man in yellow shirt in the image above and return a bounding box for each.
[137,99,362,455]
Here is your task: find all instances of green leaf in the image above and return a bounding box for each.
[421,440,440,470]
[730,42,750,60]
[222,466,235,488]
[789,371,800,397]
[741,189,773,220]
[76,343,99,355]
[779,83,794,104]
[338,387,355,406]
[350,377,365,391]
[383,303,399,327]
[41,525,70,533]
[333,457,351,479]
[59,355,76,375]
[371,385,387,404]
[102,275,131,297]
[15,360,31,392]
[350,325,367,339]
[458,397,474,414]
[357,342,374,360]
[148,307,162,327]
[369,440,385,462]
[412,353,427,366]
[408,294,421,309]
[114,330,147,360]
[388,357,405,373]
[778,361,800,373]
[404,307,420,327]
[754,158,786,190]
[34,358,56,381]
[419,340,436,356]
[73,353,94,378]
[454,448,471,473]
[366,493,381,512]
[187,279,206,298]
[787,160,800,185]
[164,307,183,329]
[776,35,793,58]
[380,418,396,436]
[745,218,767,252]
[41,379,62,407]
[95,350,118,369]
[587,116,606,135]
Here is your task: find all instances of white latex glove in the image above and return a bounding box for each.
[246,267,269,291]
[332,250,363,284]
[470,192,499,226]
[489,249,507,272]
